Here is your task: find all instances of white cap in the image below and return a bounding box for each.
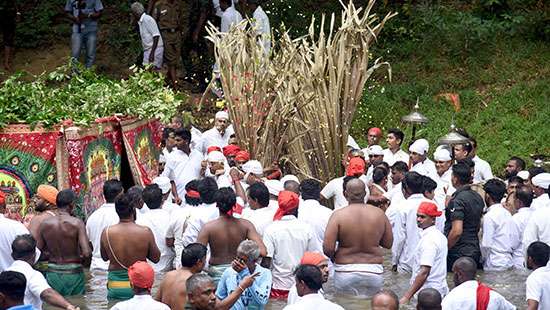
[207,151,225,163]
[532,173,550,189]
[215,111,229,120]
[242,160,263,175]
[265,180,283,196]
[517,170,529,180]
[153,176,171,194]
[409,139,429,155]
[280,174,300,185]
[368,145,384,156]
[433,148,452,162]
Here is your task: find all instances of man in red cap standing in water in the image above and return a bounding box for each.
[287,252,330,305]
[400,201,448,305]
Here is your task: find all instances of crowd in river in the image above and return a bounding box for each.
[1,111,549,310]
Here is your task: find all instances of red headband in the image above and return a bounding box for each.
[186,190,200,199]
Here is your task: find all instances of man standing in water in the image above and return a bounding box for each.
[28,185,59,240]
[100,193,160,299]
[323,178,393,297]
[36,189,91,296]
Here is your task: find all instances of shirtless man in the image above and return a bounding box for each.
[197,187,266,283]
[323,178,393,298]
[36,189,91,296]
[100,193,160,300]
[156,243,207,310]
[28,184,59,273]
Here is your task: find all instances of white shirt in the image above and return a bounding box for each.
[531,194,550,211]
[165,206,194,269]
[197,127,235,155]
[221,6,242,32]
[0,214,35,271]
[523,206,550,255]
[411,226,449,297]
[411,158,439,182]
[86,203,119,271]
[7,260,51,310]
[283,293,344,310]
[512,207,534,268]
[287,285,324,305]
[241,200,278,237]
[320,175,369,210]
[472,155,493,183]
[346,135,360,149]
[383,148,409,166]
[136,208,174,272]
[182,203,219,246]
[160,149,203,199]
[137,13,163,51]
[263,215,320,290]
[526,263,550,309]
[190,126,203,151]
[441,280,516,310]
[111,294,170,310]
[481,203,518,271]
[161,199,180,215]
[298,199,332,248]
[252,6,271,53]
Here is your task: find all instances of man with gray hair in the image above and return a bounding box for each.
[131,2,163,70]
[216,240,271,309]
[186,272,258,310]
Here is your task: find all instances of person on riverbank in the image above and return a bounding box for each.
[283,265,343,310]
[65,0,103,68]
[156,243,207,309]
[512,184,534,268]
[186,273,259,310]
[287,252,329,305]
[111,261,169,310]
[323,178,392,298]
[36,189,91,296]
[370,289,399,310]
[28,185,59,242]
[131,2,163,70]
[383,128,408,166]
[100,193,160,299]
[525,241,550,310]
[441,257,515,309]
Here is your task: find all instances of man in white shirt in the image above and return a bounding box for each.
[523,190,550,255]
[469,137,493,183]
[512,184,534,268]
[241,182,278,237]
[400,201,448,305]
[287,252,329,305]
[261,191,320,298]
[85,179,122,271]
[525,241,550,310]
[383,128,409,166]
[7,234,77,310]
[205,151,232,188]
[442,257,515,310]
[137,185,175,272]
[197,111,235,155]
[111,261,170,310]
[182,178,220,246]
[298,179,332,247]
[321,158,369,210]
[409,139,438,182]
[366,127,383,147]
[530,173,550,211]
[247,0,271,54]
[433,147,452,189]
[481,179,518,271]
[384,161,408,210]
[283,264,344,310]
[131,2,163,69]
[220,0,242,32]
[365,145,385,183]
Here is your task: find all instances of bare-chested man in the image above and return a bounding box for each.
[36,189,91,296]
[197,187,266,283]
[156,243,207,310]
[100,193,160,300]
[323,178,393,298]
[28,184,59,273]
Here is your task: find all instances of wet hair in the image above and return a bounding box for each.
[198,177,218,204]
[453,257,477,280]
[483,179,507,202]
[422,176,437,193]
[387,128,404,145]
[247,182,269,207]
[0,271,26,302]
[127,186,143,209]
[516,184,534,207]
[237,240,260,261]
[391,161,409,173]
[186,273,213,295]
[295,264,323,291]
[527,242,550,267]
[11,234,36,260]
[181,243,207,268]
[114,193,134,219]
[417,288,442,310]
[452,163,471,185]
[103,179,123,203]
[185,180,202,206]
[215,187,236,214]
[509,156,526,170]
[371,289,399,309]
[402,172,424,194]
[373,166,389,184]
[507,176,524,185]
[142,184,163,209]
[174,128,192,142]
[342,175,358,192]
[300,179,321,201]
[528,167,546,179]
[56,189,76,208]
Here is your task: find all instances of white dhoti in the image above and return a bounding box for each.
[333,263,384,298]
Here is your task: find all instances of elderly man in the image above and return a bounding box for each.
[383,128,408,166]
[205,151,232,188]
[198,111,235,155]
[131,2,163,70]
[400,202,448,305]
[216,240,271,310]
[433,147,453,189]
[530,173,550,211]
[28,184,59,240]
[324,178,392,298]
[283,265,344,310]
[525,242,550,310]
[409,139,438,181]
[441,257,515,309]
[186,273,258,310]
[287,252,330,305]
[366,127,383,147]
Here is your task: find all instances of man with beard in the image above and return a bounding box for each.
[504,156,526,180]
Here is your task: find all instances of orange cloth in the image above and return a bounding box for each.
[37,185,59,205]
[417,201,442,217]
[223,145,241,157]
[346,157,365,177]
[207,146,222,154]
[273,191,299,221]
[128,261,154,289]
[476,282,491,310]
[0,191,5,205]
[235,151,250,162]
[300,252,326,265]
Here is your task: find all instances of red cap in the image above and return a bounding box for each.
[417,201,442,217]
[0,191,5,205]
[300,252,326,265]
[346,157,365,177]
[207,146,222,154]
[223,145,241,157]
[186,190,200,199]
[235,151,250,162]
[128,261,154,289]
[368,127,382,136]
[273,191,299,221]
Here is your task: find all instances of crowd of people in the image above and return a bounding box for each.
[0,110,549,310]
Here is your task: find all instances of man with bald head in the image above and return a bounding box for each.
[324,178,393,297]
[417,288,442,310]
[371,289,399,310]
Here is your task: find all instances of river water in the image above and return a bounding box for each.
[44,252,529,310]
